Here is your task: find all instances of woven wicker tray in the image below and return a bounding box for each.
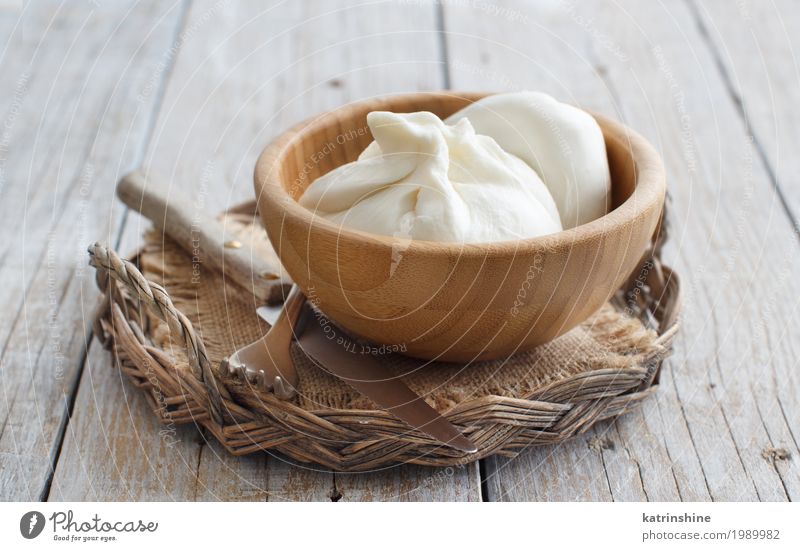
[88,202,680,471]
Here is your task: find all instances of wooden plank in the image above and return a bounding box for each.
[52,0,482,501]
[690,0,800,219]
[0,0,187,501]
[485,428,614,502]
[444,0,800,501]
[335,464,482,502]
[604,0,800,503]
[687,0,800,500]
[47,338,205,501]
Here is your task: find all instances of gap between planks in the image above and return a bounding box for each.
[40,0,194,502]
[683,0,800,240]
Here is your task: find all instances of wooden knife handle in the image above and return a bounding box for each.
[117,170,287,303]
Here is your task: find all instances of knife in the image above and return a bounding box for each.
[117,170,299,397]
[258,303,478,454]
[117,170,290,304]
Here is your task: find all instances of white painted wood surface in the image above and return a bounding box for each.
[1,0,797,501]
[0,0,188,501]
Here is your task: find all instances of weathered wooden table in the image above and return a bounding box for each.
[1,0,798,502]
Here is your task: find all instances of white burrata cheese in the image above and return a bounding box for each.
[299,110,563,243]
[446,91,611,229]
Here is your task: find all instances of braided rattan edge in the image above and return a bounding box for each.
[87,226,680,471]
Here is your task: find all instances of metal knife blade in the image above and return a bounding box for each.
[259,303,477,454]
[256,304,282,326]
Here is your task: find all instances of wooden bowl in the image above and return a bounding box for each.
[254,92,666,362]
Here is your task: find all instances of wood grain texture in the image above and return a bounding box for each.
[443,0,799,501]
[50,0,482,501]
[334,464,482,501]
[691,0,800,221]
[0,0,187,501]
[687,0,800,500]
[487,427,615,502]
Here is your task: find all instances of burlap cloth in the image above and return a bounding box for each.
[138,213,661,414]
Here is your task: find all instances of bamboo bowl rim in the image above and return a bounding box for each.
[255,91,666,257]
